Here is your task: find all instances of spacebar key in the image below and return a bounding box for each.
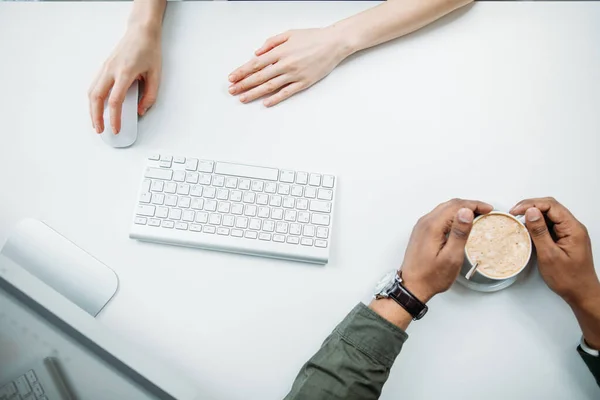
[215,162,279,181]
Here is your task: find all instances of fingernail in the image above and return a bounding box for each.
[112,125,118,135]
[526,207,541,222]
[229,86,236,94]
[142,107,148,115]
[458,208,474,224]
[228,75,235,82]
[239,95,247,103]
[263,100,271,107]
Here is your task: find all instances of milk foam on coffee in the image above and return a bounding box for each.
[465,214,531,279]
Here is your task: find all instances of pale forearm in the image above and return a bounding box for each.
[128,0,167,34]
[330,0,473,57]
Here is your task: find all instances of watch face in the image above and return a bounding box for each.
[374,270,398,296]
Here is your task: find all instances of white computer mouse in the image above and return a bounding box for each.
[99,81,139,148]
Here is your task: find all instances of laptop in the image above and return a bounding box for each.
[0,253,201,400]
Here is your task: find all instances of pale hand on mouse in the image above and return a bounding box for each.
[88,21,162,134]
[510,197,600,348]
[228,27,353,107]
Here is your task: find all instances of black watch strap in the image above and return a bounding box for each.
[389,280,428,320]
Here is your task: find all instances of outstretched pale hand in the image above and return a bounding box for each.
[228,28,351,107]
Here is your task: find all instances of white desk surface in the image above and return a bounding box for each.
[1,2,599,399]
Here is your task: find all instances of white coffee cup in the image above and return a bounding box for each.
[464,211,532,281]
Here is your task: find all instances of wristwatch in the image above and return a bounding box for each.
[580,336,599,357]
[373,270,428,320]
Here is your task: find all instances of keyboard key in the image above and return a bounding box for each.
[177,183,190,195]
[273,234,285,243]
[198,160,214,173]
[149,218,161,227]
[185,158,198,171]
[282,197,295,208]
[198,173,212,185]
[317,227,329,239]
[284,210,297,222]
[291,186,303,197]
[151,180,164,192]
[209,214,222,225]
[178,196,191,208]
[165,195,178,206]
[263,220,275,232]
[225,177,238,188]
[301,238,314,246]
[317,189,333,201]
[205,199,217,211]
[223,215,235,227]
[230,190,242,202]
[165,182,177,193]
[137,205,155,217]
[176,222,188,230]
[265,182,277,193]
[204,226,216,234]
[245,231,258,239]
[195,212,208,223]
[310,200,332,213]
[271,209,283,220]
[231,229,244,237]
[215,162,279,181]
[182,210,195,222]
[25,371,37,385]
[278,184,290,195]
[276,222,288,234]
[134,216,147,225]
[296,172,308,185]
[258,207,270,218]
[173,171,186,182]
[287,236,300,244]
[304,225,315,237]
[236,217,249,229]
[243,192,256,203]
[1,382,17,396]
[309,173,321,186]
[298,211,310,223]
[191,185,203,197]
[256,194,269,205]
[203,187,216,199]
[217,189,229,200]
[162,220,175,228]
[169,208,182,220]
[213,175,225,187]
[259,233,272,241]
[140,192,151,203]
[159,159,172,168]
[160,155,173,162]
[280,170,295,183]
[269,195,282,207]
[312,214,330,226]
[290,223,302,235]
[152,193,165,205]
[190,224,202,232]
[305,187,317,198]
[231,203,244,215]
[315,239,328,248]
[217,227,230,236]
[218,201,231,213]
[186,172,199,184]
[15,376,31,395]
[322,175,335,188]
[156,206,169,218]
[174,155,186,164]
[251,180,264,192]
[244,205,257,217]
[149,153,160,161]
[296,199,308,210]
[142,179,152,193]
[239,179,251,190]
[249,218,262,230]
[145,168,173,180]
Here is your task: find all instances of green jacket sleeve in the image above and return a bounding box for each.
[578,345,600,386]
[284,303,408,400]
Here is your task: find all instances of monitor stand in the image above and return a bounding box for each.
[0,219,119,317]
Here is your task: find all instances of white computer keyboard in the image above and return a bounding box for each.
[130,153,337,264]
